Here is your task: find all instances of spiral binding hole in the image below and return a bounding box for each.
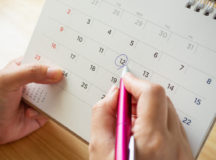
[204,11,210,16]
[186,3,192,8]
[186,0,196,9]
[185,0,216,19]
[195,7,201,12]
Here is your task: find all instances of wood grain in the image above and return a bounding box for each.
[0,0,215,159]
[0,121,89,160]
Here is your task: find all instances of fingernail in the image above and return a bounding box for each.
[46,67,62,79]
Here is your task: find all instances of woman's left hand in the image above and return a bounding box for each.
[0,57,63,144]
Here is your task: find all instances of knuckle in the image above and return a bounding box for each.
[134,131,165,157]
[92,98,107,113]
[28,65,46,77]
[151,133,164,149]
[92,101,104,114]
[29,65,42,74]
[145,132,165,155]
[147,84,166,97]
[89,138,115,159]
[92,102,102,111]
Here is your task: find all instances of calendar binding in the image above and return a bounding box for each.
[186,0,216,18]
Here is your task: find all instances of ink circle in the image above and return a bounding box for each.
[115,54,128,69]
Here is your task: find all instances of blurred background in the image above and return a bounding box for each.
[0,0,44,68]
[0,0,215,159]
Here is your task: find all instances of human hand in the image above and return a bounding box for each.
[89,73,194,160]
[0,57,63,144]
[123,73,194,160]
[89,85,119,160]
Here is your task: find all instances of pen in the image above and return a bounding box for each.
[115,66,132,160]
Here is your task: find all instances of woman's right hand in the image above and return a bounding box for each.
[123,73,194,160]
[89,73,194,160]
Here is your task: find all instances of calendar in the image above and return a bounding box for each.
[23,0,216,157]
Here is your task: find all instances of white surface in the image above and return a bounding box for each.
[0,0,44,69]
[23,0,216,157]
[0,20,27,69]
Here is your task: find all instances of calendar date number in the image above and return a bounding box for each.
[81,82,88,90]
[182,117,191,126]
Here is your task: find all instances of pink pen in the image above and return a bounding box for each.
[115,66,132,160]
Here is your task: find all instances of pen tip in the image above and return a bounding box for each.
[121,66,128,78]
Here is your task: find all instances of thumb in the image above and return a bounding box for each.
[91,85,119,140]
[0,64,63,90]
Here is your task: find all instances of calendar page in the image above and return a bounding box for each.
[23,0,216,157]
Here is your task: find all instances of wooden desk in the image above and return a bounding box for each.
[0,121,88,160]
[0,0,215,159]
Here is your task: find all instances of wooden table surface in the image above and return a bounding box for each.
[0,0,215,159]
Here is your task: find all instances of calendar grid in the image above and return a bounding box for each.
[32,35,204,127]
[46,16,206,101]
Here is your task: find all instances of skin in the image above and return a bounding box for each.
[0,57,194,159]
[89,73,194,160]
[0,57,63,144]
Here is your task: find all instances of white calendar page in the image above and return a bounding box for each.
[23,0,216,157]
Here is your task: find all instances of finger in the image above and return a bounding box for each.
[123,73,152,99]
[25,107,39,117]
[124,73,168,126]
[166,98,188,138]
[23,114,48,135]
[91,86,119,140]
[136,87,168,127]
[167,101,188,140]
[0,64,63,90]
[34,115,49,127]
[25,107,48,126]
[179,121,188,139]
[167,97,180,132]
[11,108,48,142]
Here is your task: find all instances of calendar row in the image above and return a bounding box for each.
[27,49,215,118]
[43,0,216,79]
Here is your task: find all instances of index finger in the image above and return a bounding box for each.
[123,73,168,127]
[0,64,63,91]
